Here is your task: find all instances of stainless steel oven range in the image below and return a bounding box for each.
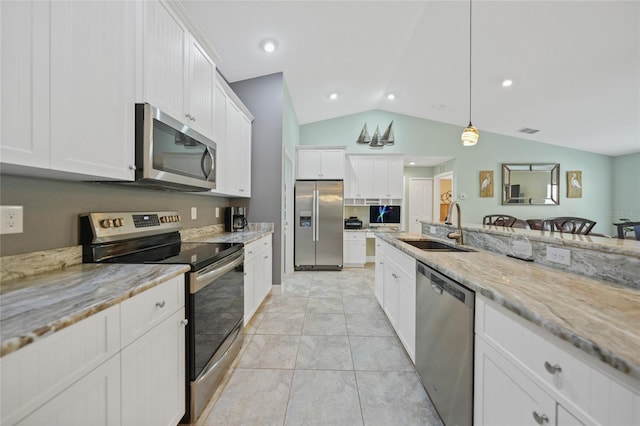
[81,211,244,424]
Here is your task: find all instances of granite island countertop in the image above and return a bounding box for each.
[377,232,640,382]
[0,263,189,357]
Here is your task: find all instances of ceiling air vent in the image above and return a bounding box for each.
[518,128,540,134]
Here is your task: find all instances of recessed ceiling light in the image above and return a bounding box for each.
[409,161,416,165]
[329,93,338,101]
[260,39,278,53]
[502,79,513,87]
[386,93,396,100]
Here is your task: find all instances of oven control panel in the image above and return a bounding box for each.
[82,211,182,243]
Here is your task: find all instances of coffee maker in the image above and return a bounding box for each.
[225,206,248,232]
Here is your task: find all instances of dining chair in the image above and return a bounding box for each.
[483,215,518,227]
[615,221,640,240]
[541,217,596,235]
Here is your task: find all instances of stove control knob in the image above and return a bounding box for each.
[174,215,180,222]
[113,218,124,227]
[160,216,167,223]
[177,215,181,221]
[100,219,114,228]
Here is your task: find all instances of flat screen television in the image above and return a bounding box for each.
[369,205,401,225]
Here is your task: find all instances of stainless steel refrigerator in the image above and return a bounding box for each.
[294,180,343,270]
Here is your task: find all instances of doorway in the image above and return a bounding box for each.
[433,171,453,222]
[408,178,433,234]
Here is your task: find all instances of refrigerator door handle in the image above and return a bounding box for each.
[312,190,318,242]
[315,189,320,241]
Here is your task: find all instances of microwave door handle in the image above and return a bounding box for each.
[200,148,214,180]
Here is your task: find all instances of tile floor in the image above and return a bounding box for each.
[197,266,443,426]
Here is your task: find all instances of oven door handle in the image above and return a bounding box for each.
[190,250,244,293]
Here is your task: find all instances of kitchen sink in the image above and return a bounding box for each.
[399,239,474,252]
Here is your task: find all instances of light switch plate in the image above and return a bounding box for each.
[0,206,24,234]
[546,246,571,266]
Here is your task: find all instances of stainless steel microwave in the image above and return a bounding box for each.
[133,103,216,191]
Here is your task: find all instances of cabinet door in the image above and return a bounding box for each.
[297,150,320,179]
[121,309,186,426]
[386,157,404,198]
[557,404,585,426]
[226,100,251,196]
[383,257,399,327]
[142,0,188,122]
[372,158,390,198]
[320,150,344,179]
[212,81,228,146]
[374,239,385,306]
[258,249,272,307]
[345,156,358,198]
[49,0,135,180]
[397,269,415,362]
[17,355,121,426]
[356,157,375,198]
[243,256,257,325]
[475,337,556,426]
[187,37,215,138]
[0,0,50,169]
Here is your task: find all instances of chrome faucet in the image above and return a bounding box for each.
[445,201,464,245]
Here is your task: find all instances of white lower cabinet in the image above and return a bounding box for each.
[475,295,640,426]
[0,275,186,426]
[121,308,186,426]
[343,232,366,267]
[374,238,385,306]
[244,234,273,325]
[17,355,121,426]
[375,239,416,362]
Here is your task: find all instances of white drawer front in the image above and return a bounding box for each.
[1,304,120,425]
[344,232,365,241]
[120,275,184,348]
[476,297,640,425]
[245,235,272,261]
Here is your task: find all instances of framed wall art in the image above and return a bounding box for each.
[567,170,582,198]
[480,170,494,198]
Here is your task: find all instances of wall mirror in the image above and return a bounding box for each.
[502,163,560,205]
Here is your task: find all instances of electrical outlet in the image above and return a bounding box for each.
[191,207,197,220]
[215,207,219,218]
[0,206,24,234]
[546,246,571,266]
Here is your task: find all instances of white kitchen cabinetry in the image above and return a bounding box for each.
[120,276,186,426]
[376,239,416,362]
[344,155,404,203]
[345,156,374,198]
[244,234,273,325]
[141,0,215,138]
[0,275,186,426]
[296,148,345,180]
[475,296,640,426]
[373,156,404,199]
[343,232,366,267]
[374,238,385,306]
[1,0,136,181]
[225,100,252,196]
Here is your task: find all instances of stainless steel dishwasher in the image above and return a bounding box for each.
[416,261,475,426]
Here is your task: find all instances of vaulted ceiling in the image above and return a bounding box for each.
[181,1,640,157]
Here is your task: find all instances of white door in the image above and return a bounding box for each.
[409,178,433,234]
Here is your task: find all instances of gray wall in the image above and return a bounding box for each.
[0,175,230,256]
[231,73,285,284]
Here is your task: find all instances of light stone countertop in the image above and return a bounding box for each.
[377,232,640,381]
[0,263,189,357]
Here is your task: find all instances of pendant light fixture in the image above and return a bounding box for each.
[461,0,479,146]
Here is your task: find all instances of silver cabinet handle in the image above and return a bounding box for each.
[129,165,137,170]
[191,116,196,122]
[532,411,549,424]
[185,113,192,120]
[156,301,166,308]
[264,255,269,259]
[544,361,562,375]
[180,319,188,326]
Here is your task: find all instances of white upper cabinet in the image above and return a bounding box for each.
[223,99,252,196]
[141,0,215,138]
[1,0,136,180]
[296,148,345,180]
[49,0,136,180]
[345,155,403,200]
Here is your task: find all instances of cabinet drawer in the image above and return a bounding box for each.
[1,304,120,425]
[385,243,416,278]
[476,297,640,425]
[245,235,272,261]
[343,232,366,241]
[121,275,185,348]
